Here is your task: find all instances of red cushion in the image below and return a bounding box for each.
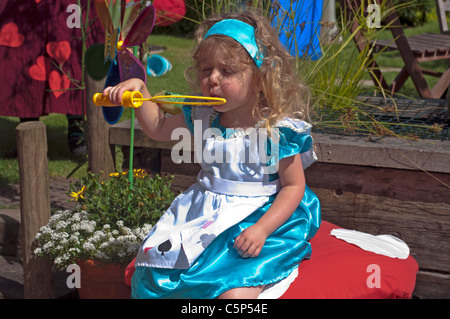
[280,221,418,299]
[125,220,419,299]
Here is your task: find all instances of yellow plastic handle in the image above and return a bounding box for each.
[92,91,227,108]
[92,91,143,108]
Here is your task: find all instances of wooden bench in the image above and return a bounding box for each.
[337,0,450,99]
[110,117,450,298]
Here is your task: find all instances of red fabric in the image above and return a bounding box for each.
[281,221,418,299]
[0,0,104,117]
[125,257,135,287]
[125,220,418,299]
[153,0,185,27]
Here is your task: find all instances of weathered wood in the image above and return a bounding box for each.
[109,120,450,298]
[436,0,450,34]
[112,120,450,173]
[311,186,450,273]
[414,270,450,299]
[110,119,178,150]
[313,133,450,174]
[85,73,115,177]
[16,121,53,299]
[305,162,450,204]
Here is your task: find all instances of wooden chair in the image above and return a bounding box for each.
[337,0,450,99]
[436,0,450,34]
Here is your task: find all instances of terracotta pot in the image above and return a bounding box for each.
[76,259,131,299]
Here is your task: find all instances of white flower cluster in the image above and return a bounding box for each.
[34,210,152,269]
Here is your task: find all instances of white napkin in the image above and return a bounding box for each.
[330,228,410,259]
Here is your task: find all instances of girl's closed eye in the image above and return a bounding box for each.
[222,67,235,75]
[201,67,212,75]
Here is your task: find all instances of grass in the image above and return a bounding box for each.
[0,19,445,189]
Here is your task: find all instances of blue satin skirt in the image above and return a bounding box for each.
[131,185,321,299]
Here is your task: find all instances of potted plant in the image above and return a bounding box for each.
[33,169,177,299]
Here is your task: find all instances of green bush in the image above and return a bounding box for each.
[393,0,434,26]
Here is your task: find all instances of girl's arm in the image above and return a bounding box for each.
[103,78,186,141]
[233,153,305,258]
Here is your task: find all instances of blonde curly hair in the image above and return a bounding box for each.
[185,10,310,132]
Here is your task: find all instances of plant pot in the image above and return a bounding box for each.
[76,259,131,299]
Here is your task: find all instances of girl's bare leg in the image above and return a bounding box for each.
[217,286,265,299]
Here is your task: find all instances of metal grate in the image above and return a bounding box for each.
[312,96,449,141]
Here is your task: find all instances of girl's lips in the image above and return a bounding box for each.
[209,91,221,98]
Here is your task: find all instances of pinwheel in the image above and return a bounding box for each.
[94,0,156,124]
[91,1,227,187]
[91,0,155,187]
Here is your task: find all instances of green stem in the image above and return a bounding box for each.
[129,108,135,189]
[128,46,139,189]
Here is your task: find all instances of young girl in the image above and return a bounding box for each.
[104,10,321,299]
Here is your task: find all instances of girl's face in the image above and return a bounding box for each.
[198,43,257,121]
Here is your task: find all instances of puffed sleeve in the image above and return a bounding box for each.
[275,118,317,170]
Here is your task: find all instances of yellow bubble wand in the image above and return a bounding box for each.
[92,91,226,108]
[93,91,226,188]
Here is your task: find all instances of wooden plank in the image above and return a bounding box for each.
[436,0,450,34]
[110,119,178,150]
[111,120,450,173]
[305,162,450,204]
[407,34,450,51]
[312,186,450,273]
[313,132,450,173]
[432,67,450,99]
[305,162,449,274]
[86,74,115,177]
[414,270,450,299]
[16,122,53,299]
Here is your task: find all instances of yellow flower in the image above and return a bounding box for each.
[133,169,148,179]
[70,186,86,202]
[109,172,120,178]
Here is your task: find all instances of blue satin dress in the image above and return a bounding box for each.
[131,105,321,299]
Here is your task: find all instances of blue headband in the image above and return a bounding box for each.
[204,19,263,68]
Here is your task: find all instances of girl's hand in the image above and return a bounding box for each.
[233,224,269,258]
[103,78,146,105]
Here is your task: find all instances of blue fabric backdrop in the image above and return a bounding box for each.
[272,0,323,60]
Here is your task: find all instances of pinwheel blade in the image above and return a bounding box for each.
[120,0,126,34]
[122,5,156,48]
[102,62,124,124]
[122,2,141,39]
[94,0,114,34]
[117,48,147,84]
